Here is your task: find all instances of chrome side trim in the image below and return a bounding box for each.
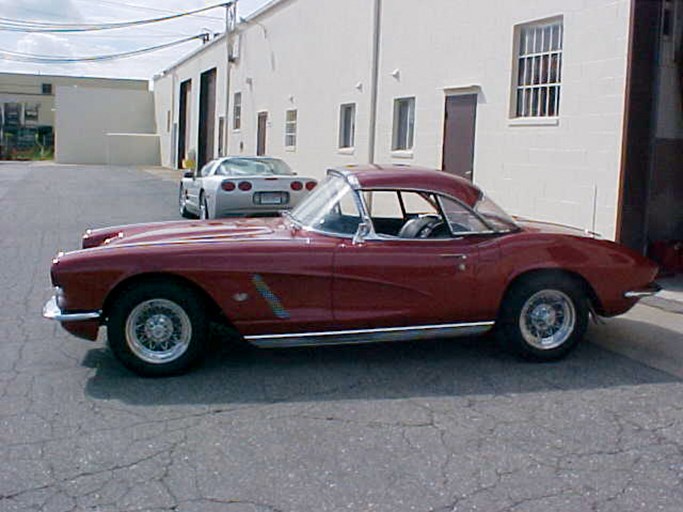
[624,283,662,298]
[43,296,101,322]
[244,321,495,348]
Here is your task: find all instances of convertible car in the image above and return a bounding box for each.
[44,165,660,376]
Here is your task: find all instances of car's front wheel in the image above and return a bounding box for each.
[499,274,588,361]
[107,282,208,376]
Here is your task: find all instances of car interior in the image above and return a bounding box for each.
[317,189,487,239]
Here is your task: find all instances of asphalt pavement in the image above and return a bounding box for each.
[1,161,682,512]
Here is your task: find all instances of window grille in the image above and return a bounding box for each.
[233,92,242,130]
[515,20,563,118]
[285,109,297,148]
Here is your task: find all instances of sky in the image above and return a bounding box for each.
[0,0,272,79]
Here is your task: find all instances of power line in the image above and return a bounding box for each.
[0,34,207,63]
[0,2,231,33]
[79,0,225,22]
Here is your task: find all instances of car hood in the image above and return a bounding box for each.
[83,217,293,249]
[515,218,599,238]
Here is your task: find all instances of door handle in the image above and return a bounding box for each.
[440,253,467,260]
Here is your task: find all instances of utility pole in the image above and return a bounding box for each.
[224,0,237,156]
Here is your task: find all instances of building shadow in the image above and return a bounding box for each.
[83,320,681,407]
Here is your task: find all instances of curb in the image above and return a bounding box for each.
[641,295,683,315]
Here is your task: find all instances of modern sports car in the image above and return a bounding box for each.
[178,156,317,219]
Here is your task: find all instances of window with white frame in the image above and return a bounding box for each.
[392,97,415,151]
[285,109,297,148]
[233,92,241,130]
[514,18,563,118]
[339,103,356,149]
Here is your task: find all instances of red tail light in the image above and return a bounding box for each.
[305,181,317,191]
[238,181,252,191]
[221,181,236,191]
[290,181,303,191]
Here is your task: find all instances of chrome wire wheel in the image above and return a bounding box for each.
[519,289,576,350]
[124,298,192,364]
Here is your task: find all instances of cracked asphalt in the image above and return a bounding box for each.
[1,161,682,512]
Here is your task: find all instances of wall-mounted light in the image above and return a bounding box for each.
[245,77,253,85]
[391,69,400,80]
[355,82,363,91]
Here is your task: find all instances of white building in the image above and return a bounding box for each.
[153,0,683,253]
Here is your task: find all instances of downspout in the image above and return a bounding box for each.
[171,69,177,168]
[224,0,237,156]
[368,0,381,164]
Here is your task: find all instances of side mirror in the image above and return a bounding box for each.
[353,221,371,245]
[183,170,194,179]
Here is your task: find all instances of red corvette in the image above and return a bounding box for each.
[44,165,660,376]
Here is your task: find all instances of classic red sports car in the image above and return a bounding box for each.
[44,165,660,376]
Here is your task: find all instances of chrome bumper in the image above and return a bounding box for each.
[624,283,662,299]
[43,296,101,322]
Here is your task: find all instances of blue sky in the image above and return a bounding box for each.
[0,0,272,79]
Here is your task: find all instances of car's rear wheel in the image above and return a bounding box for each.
[107,282,208,376]
[199,193,210,220]
[179,187,192,218]
[499,275,588,361]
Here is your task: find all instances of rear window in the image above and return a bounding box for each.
[474,194,518,232]
[216,158,294,176]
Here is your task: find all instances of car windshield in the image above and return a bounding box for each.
[289,174,362,235]
[216,158,294,176]
[474,194,518,232]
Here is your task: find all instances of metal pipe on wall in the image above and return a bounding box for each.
[368,0,381,164]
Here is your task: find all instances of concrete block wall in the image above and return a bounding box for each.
[55,86,156,165]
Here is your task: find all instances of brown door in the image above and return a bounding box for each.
[442,94,477,180]
[198,68,217,169]
[177,79,192,169]
[257,112,268,156]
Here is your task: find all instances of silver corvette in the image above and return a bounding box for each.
[179,156,317,219]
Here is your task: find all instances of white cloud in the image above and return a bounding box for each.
[0,0,82,21]
[0,0,272,79]
[16,33,75,57]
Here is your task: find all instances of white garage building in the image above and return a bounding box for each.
[153,0,683,253]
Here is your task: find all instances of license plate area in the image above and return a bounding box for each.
[254,191,289,205]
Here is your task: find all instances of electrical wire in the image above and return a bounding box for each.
[79,0,226,22]
[0,34,207,63]
[0,2,231,33]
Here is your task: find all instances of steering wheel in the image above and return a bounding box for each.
[399,215,444,238]
[416,217,446,238]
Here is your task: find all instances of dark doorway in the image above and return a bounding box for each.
[177,79,192,169]
[198,68,217,169]
[442,94,478,181]
[257,112,268,156]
